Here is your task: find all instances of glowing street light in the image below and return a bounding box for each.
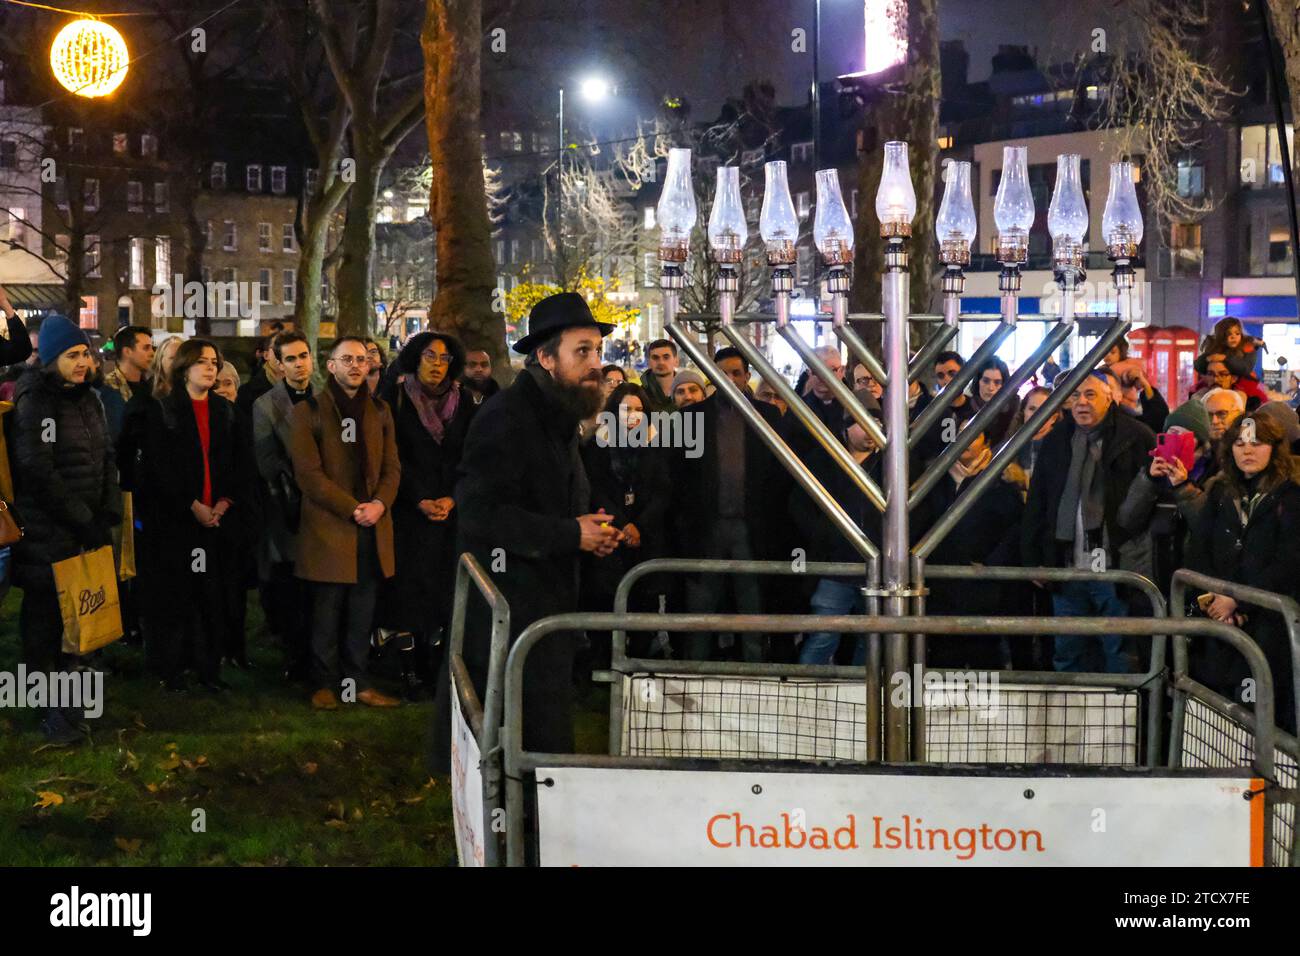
[50,19,129,98]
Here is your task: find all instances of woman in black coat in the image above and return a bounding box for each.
[11,317,119,743]
[380,331,477,690]
[580,383,671,661]
[135,339,249,693]
[1185,414,1300,734]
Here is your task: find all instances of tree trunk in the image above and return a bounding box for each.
[850,0,940,352]
[335,134,384,337]
[423,0,504,379]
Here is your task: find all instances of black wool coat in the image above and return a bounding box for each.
[133,391,253,606]
[1184,473,1300,732]
[384,382,477,635]
[670,393,791,559]
[11,367,120,582]
[437,368,588,765]
[581,434,671,601]
[1021,407,1155,570]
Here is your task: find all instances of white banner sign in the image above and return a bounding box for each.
[536,768,1263,866]
[450,672,486,867]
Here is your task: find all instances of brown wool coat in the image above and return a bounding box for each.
[287,385,401,583]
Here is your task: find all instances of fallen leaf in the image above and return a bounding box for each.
[114,837,142,855]
[33,791,63,809]
[326,797,345,820]
[194,756,208,767]
[324,819,347,829]
[350,807,364,821]
[302,762,318,775]
[163,742,177,751]
[158,752,181,772]
[400,793,426,805]
[86,805,112,823]
[122,751,140,772]
[145,783,159,793]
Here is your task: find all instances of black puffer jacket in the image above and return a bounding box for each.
[10,365,120,574]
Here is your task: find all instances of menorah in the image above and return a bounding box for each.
[655,141,1146,761]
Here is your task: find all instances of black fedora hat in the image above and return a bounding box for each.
[512,291,614,354]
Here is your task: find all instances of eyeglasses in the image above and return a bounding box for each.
[421,350,452,365]
[1211,371,1233,380]
[854,376,874,389]
[1207,410,1236,420]
[332,355,367,367]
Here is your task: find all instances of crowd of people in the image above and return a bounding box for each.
[1,281,1297,750]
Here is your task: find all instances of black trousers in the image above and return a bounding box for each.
[262,561,311,672]
[19,575,66,673]
[308,527,380,693]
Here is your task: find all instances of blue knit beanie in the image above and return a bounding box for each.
[38,313,91,366]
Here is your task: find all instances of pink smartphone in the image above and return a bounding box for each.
[1151,431,1195,472]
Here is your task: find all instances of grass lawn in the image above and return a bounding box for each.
[0,586,611,866]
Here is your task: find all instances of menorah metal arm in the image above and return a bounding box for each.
[907,321,1015,451]
[912,316,1131,559]
[719,325,887,516]
[666,322,880,559]
[832,321,888,390]
[907,298,960,384]
[777,323,887,449]
[908,321,1074,509]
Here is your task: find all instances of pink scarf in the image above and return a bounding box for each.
[404,375,460,444]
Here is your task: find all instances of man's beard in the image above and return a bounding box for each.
[553,375,605,419]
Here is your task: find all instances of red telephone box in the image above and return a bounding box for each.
[1128,326,1199,408]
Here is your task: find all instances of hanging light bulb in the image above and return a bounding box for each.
[760,161,799,264]
[875,141,916,237]
[1102,161,1143,259]
[1047,153,1088,270]
[936,160,976,264]
[657,148,697,261]
[994,145,1034,261]
[708,166,747,263]
[813,168,854,266]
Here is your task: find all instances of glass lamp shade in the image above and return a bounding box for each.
[760,161,799,263]
[707,166,747,262]
[1101,161,1143,253]
[875,141,916,236]
[936,160,976,262]
[994,145,1035,242]
[1047,154,1088,247]
[656,148,697,256]
[813,168,854,265]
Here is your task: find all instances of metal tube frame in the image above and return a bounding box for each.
[776,322,888,449]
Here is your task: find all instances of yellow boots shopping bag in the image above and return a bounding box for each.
[53,545,124,655]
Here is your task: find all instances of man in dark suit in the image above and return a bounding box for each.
[433,292,622,770]
[672,349,790,662]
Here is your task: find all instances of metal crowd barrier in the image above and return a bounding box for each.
[1169,569,1300,866]
[606,559,1167,766]
[500,610,1281,866]
[447,553,510,867]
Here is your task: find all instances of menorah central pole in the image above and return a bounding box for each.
[881,234,911,762]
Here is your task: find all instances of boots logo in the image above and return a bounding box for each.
[78,586,107,616]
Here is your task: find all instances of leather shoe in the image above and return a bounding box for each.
[311,688,339,710]
[356,687,400,708]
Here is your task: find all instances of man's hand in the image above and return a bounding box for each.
[353,500,385,527]
[1206,594,1238,623]
[1164,455,1188,487]
[577,511,622,556]
[428,496,455,521]
[621,522,641,548]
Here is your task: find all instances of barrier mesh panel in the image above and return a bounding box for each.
[621,674,1139,766]
[1180,697,1297,867]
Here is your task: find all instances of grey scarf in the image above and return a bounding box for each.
[1056,423,1106,542]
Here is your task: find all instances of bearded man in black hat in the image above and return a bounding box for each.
[431,292,622,771]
